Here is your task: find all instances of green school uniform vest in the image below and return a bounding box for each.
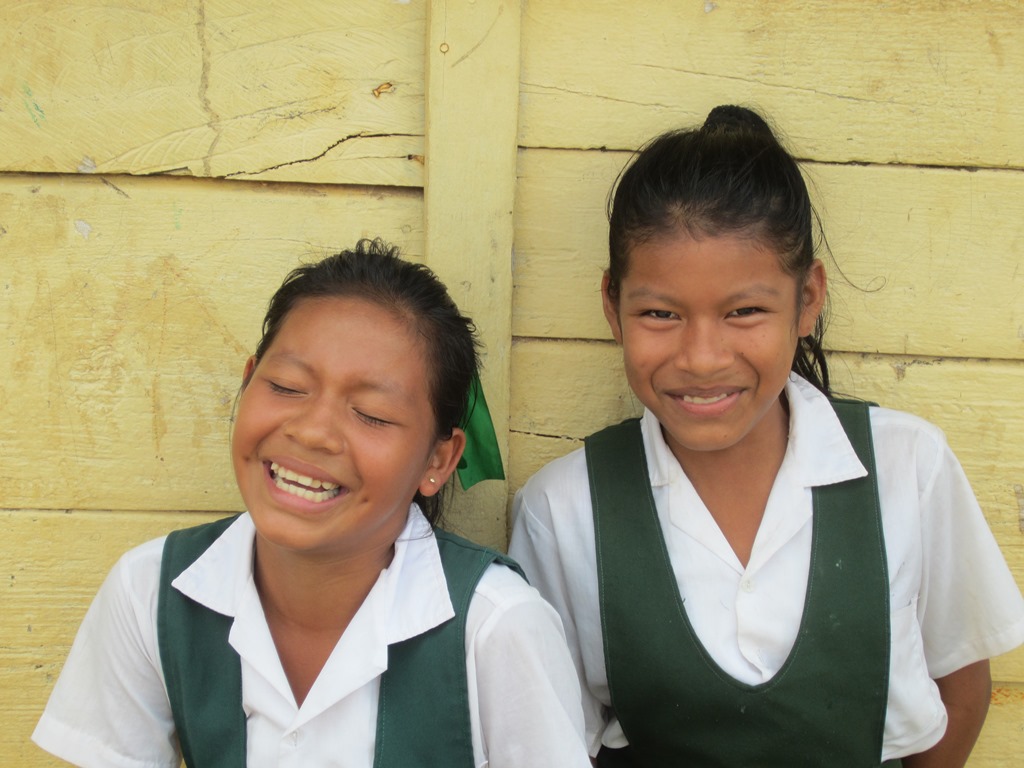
[587,399,896,768]
[156,516,523,768]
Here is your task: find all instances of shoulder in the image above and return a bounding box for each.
[32,533,180,767]
[82,533,169,660]
[465,561,571,655]
[513,445,590,523]
[105,534,169,607]
[521,444,590,497]
[510,445,597,570]
[866,404,954,490]
[464,567,592,766]
[867,403,948,449]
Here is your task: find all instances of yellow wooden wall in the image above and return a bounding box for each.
[1,1,1021,765]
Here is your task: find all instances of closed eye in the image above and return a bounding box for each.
[356,410,392,427]
[268,380,304,396]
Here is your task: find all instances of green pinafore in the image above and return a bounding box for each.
[586,399,899,767]
[156,516,522,768]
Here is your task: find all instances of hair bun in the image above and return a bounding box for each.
[702,105,774,139]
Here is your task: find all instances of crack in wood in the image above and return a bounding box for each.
[224,132,418,178]
[196,0,221,176]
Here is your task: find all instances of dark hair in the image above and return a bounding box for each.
[607,105,830,394]
[252,238,480,524]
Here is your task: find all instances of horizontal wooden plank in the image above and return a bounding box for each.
[0,173,423,511]
[0,2,425,185]
[0,509,224,767]
[509,338,637,439]
[520,1,1024,168]
[513,149,1024,361]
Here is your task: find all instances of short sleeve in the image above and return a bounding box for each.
[465,563,592,768]
[912,427,1024,677]
[32,537,181,768]
[509,453,611,757]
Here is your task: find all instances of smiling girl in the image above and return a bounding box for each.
[34,239,591,768]
[508,106,1024,767]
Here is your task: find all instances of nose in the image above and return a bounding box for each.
[284,395,345,454]
[677,318,732,376]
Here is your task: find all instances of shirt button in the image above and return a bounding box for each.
[741,578,755,593]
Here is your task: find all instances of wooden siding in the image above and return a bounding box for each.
[519,1,1024,167]
[2,1,1022,765]
[0,1,426,185]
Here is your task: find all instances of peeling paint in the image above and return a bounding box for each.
[704,1,719,12]
[74,220,92,239]
[991,684,1024,706]
[372,82,395,98]
[21,83,45,126]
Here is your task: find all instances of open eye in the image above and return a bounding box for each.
[728,307,764,318]
[642,309,677,320]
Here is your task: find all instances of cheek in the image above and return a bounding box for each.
[232,393,268,457]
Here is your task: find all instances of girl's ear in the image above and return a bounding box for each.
[601,271,624,344]
[418,428,467,497]
[241,356,257,388]
[798,259,827,337]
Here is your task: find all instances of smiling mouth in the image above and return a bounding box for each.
[681,392,731,404]
[269,461,342,503]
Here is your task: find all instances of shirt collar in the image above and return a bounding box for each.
[785,373,867,487]
[170,506,456,642]
[638,373,867,489]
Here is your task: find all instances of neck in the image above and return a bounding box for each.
[669,397,790,568]
[253,537,397,707]
[253,536,395,633]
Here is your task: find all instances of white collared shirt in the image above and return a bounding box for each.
[34,508,591,768]
[510,374,1024,761]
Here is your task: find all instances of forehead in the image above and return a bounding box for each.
[282,295,415,333]
[633,228,786,273]
[270,296,429,373]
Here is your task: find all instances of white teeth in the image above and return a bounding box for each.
[270,461,340,491]
[682,392,730,404]
[269,461,341,502]
[272,475,340,503]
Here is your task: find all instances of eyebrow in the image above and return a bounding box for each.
[624,284,784,303]
[262,352,409,398]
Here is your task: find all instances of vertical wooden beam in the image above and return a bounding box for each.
[425,1,520,548]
